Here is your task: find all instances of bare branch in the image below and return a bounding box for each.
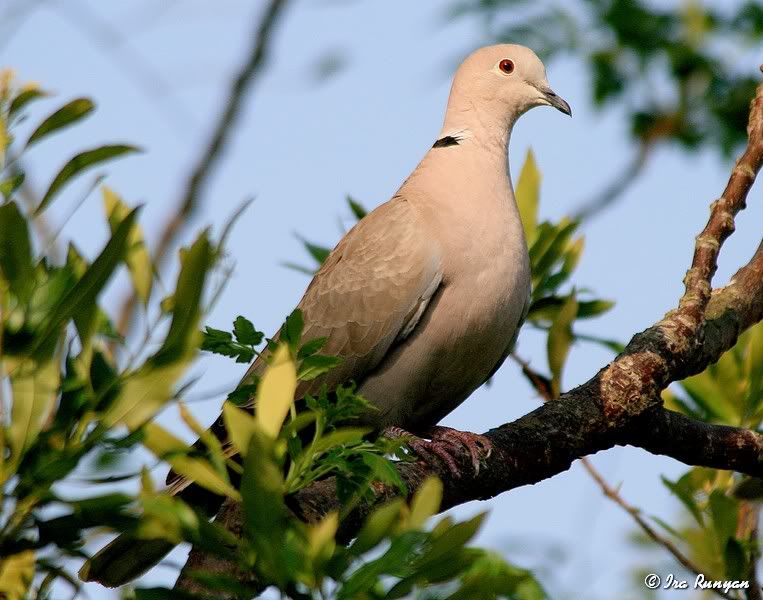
[579,457,733,600]
[573,141,652,221]
[114,0,289,340]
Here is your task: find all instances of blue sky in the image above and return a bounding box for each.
[3,1,762,598]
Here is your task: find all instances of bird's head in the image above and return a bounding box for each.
[444,44,571,134]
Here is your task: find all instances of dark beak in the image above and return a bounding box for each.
[540,87,572,116]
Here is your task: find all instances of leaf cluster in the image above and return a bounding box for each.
[450,0,763,155]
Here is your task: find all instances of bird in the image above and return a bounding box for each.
[80,43,571,587]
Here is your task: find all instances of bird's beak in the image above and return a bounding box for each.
[538,86,572,116]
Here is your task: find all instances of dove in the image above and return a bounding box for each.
[81,43,571,587]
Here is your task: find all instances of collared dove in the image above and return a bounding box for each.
[81,43,570,587]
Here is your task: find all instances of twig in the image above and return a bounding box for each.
[579,457,734,600]
[678,66,763,325]
[49,0,194,134]
[510,353,553,401]
[573,141,652,221]
[113,0,289,342]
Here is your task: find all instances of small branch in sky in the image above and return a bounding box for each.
[113,0,290,342]
[579,457,733,600]
[573,141,652,222]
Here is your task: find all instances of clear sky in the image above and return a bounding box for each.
[3,1,762,598]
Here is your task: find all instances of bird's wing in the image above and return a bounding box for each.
[246,195,443,400]
[166,196,442,493]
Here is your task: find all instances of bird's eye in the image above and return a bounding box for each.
[499,59,515,74]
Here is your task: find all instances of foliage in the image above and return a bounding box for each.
[0,73,544,599]
[450,0,763,155]
[628,322,763,592]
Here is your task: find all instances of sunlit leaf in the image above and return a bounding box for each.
[8,358,60,463]
[25,97,94,147]
[515,148,540,242]
[307,511,338,559]
[311,427,371,454]
[0,171,25,200]
[408,476,443,530]
[35,144,140,215]
[0,551,35,600]
[547,292,577,397]
[222,401,258,458]
[103,186,153,305]
[256,344,297,439]
[151,232,213,366]
[351,499,405,555]
[142,423,240,500]
[101,359,191,430]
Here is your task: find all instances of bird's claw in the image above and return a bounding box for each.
[382,425,492,478]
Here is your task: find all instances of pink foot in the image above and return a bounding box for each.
[383,425,492,477]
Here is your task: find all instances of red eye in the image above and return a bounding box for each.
[499,59,514,74]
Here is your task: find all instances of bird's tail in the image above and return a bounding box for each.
[79,475,226,587]
[78,535,176,588]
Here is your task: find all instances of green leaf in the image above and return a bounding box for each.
[724,538,746,581]
[709,490,738,548]
[222,401,258,458]
[35,144,140,215]
[547,292,578,398]
[8,88,48,120]
[347,195,367,220]
[298,336,327,359]
[661,474,704,527]
[577,299,615,318]
[25,98,94,147]
[532,220,578,285]
[515,149,541,243]
[744,322,763,417]
[32,207,140,361]
[8,358,60,464]
[298,354,342,381]
[103,186,153,305]
[233,315,263,346]
[680,370,738,422]
[416,513,486,569]
[256,345,297,439]
[351,499,405,555]
[311,427,371,454]
[240,430,288,582]
[281,308,305,351]
[101,359,192,430]
[142,423,240,500]
[408,476,443,530]
[0,171,25,200]
[151,232,213,366]
[307,512,338,561]
[297,236,331,266]
[0,201,34,303]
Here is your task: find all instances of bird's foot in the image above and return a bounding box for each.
[382,425,492,478]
